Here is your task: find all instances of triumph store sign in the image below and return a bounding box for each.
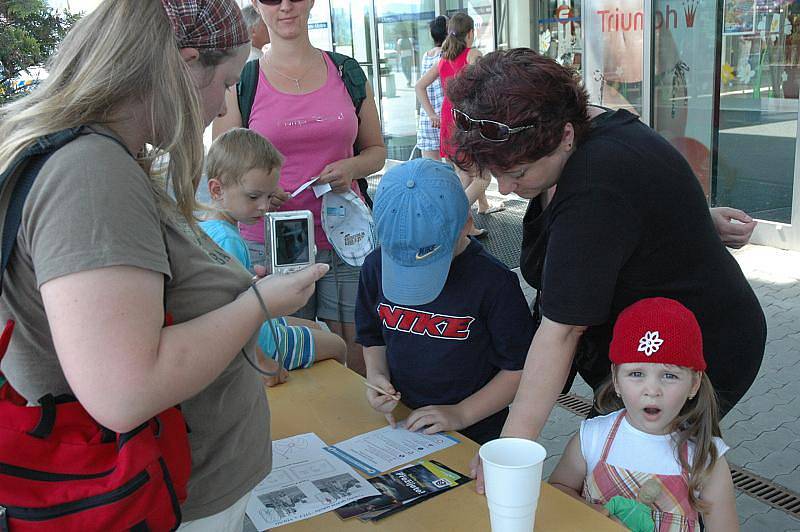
[593,0,702,31]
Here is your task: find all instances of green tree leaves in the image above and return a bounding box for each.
[0,0,80,103]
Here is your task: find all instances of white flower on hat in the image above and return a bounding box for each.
[638,331,663,356]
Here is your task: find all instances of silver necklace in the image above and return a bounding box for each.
[265,49,320,91]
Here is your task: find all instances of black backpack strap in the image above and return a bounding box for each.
[0,126,91,295]
[325,51,373,208]
[236,59,261,129]
[324,51,368,116]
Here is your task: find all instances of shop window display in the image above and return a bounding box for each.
[716,0,800,222]
[536,0,583,76]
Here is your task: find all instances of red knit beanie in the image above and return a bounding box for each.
[609,297,706,372]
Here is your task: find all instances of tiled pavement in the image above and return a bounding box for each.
[512,243,800,531]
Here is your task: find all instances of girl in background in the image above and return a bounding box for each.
[416,12,503,237]
[416,16,447,160]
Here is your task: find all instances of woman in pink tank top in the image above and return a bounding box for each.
[416,13,503,236]
[213,0,386,375]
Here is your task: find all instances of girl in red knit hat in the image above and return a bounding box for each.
[549,297,739,531]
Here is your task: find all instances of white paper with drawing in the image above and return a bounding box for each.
[246,433,380,529]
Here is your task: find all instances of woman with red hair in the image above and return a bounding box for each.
[447,49,766,492]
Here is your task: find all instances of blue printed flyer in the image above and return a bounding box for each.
[323,422,460,475]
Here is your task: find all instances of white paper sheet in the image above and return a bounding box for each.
[324,422,460,475]
[246,433,380,530]
[312,182,332,198]
[290,176,321,198]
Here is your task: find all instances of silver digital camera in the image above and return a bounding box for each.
[264,210,316,275]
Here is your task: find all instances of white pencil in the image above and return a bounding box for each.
[363,380,400,401]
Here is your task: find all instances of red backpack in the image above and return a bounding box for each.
[0,128,191,531]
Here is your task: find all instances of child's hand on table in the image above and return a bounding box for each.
[365,374,401,427]
[405,404,467,434]
[260,356,289,387]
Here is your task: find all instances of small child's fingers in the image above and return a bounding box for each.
[475,465,485,495]
[369,394,397,412]
[422,423,442,435]
[365,392,383,408]
[406,413,430,433]
[469,454,480,477]
[379,401,399,415]
[375,394,395,407]
[373,379,395,395]
[592,504,610,517]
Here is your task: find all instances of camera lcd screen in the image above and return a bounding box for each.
[274,218,311,266]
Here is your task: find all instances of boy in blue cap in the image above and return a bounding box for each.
[355,159,534,444]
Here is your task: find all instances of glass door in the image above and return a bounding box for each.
[583,0,645,115]
[374,0,437,160]
[309,0,334,50]
[716,0,799,233]
[495,0,511,49]
[650,0,718,198]
[445,0,496,54]
[647,0,800,247]
[330,0,377,88]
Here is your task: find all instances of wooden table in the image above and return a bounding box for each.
[266,360,624,531]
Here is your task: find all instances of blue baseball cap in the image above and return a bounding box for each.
[374,159,469,305]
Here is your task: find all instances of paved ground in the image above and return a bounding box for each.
[486,183,800,530]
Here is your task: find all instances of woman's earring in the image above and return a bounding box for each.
[688,395,695,400]
[615,391,621,398]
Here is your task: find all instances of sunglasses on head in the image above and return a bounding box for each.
[258,0,304,5]
[452,109,536,142]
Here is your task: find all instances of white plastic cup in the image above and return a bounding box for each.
[479,438,547,532]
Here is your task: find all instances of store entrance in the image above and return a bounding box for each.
[542,0,800,249]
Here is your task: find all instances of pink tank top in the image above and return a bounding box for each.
[241,52,360,250]
[438,47,470,159]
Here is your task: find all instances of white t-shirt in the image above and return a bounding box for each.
[580,410,729,476]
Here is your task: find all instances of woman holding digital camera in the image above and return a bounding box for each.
[0,0,326,528]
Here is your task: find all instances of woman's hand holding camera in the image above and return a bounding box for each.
[250,263,329,318]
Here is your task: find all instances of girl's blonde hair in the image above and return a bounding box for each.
[595,367,721,512]
[0,0,235,222]
[441,12,474,61]
[207,128,284,187]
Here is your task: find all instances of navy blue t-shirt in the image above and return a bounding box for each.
[355,238,534,443]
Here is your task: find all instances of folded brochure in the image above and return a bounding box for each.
[334,460,471,521]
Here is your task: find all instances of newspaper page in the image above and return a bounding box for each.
[245,433,380,530]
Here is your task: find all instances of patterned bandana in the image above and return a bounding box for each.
[160,0,249,50]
